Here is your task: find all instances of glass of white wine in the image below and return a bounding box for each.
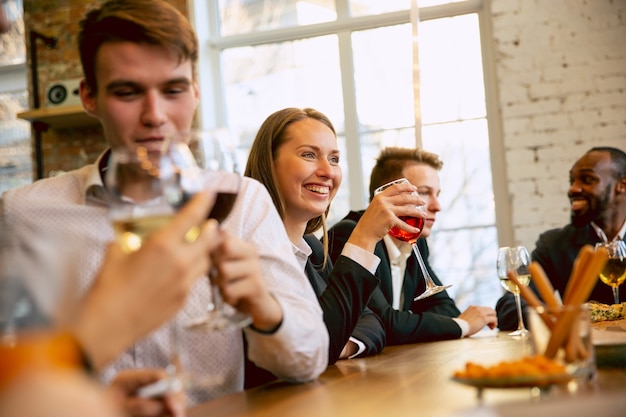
[497,246,531,337]
[595,240,626,304]
[106,144,205,397]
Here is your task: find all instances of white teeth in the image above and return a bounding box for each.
[571,200,587,210]
[305,185,329,194]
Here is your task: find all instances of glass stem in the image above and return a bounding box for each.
[411,243,436,290]
[612,286,620,304]
[514,293,527,331]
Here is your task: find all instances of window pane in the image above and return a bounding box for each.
[348,0,409,17]
[419,14,486,124]
[429,227,500,310]
[419,0,471,7]
[222,35,344,146]
[423,119,494,229]
[353,24,415,131]
[218,0,336,36]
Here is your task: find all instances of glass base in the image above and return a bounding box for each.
[508,328,530,338]
[185,310,252,332]
[414,284,452,301]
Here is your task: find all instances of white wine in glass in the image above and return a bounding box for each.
[106,145,217,397]
[374,178,452,301]
[497,246,531,337]
[595,240,626,304]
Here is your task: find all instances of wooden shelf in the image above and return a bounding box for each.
[17,105,99,129]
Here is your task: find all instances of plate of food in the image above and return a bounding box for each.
[452,355,574,393]
[588,302,626,367]
[588,301,626,330]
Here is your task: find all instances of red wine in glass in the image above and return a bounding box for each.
[388,216,424,243]
[374,178,452,300]
[176,191,238,224]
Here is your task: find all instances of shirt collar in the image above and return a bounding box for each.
[291,238,313,271]
[383,234,413,263]
[591,219,626,242]
[84,149,111,206]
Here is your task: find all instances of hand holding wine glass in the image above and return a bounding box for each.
[595,240,626,304]
[106,145,223,398]
[374,178,452,301]
[169,130,252,332]
[496,246,531,337]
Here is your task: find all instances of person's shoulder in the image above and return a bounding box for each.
[2,166,92,203]
[329,210,363,233]
[537,223,579,243]
[237,176,275,204]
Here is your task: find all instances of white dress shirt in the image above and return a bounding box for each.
[1,153,328,405]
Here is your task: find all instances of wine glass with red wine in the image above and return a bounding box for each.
[374,178,452,300]
[168,130,252,332]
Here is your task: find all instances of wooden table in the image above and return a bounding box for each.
[189,332,626,417]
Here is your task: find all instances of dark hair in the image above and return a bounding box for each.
[78,0,198,92]
[369,147,443,201]
[588,147,626,179]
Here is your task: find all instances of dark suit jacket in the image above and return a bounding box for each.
[327,210,462,345]
[244,233,385,388]
[496,223,620,330]
[304,234,385,362]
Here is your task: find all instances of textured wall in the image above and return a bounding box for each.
[489,0,626,249]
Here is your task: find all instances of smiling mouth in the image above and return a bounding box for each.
[305,185,330,195]
[570,198,588,211]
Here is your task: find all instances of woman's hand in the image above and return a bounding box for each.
[348,181,425,252]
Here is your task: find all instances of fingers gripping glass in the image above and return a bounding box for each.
[169,130,252,332]
[375,178,452,301]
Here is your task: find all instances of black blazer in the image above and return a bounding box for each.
[304,234,385,362]
[244,233,385,389]
[327,211,462,345]
[496,223,620,330]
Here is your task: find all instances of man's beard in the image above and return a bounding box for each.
[570,184,612,227]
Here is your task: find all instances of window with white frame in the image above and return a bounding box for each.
[193,0,503,309]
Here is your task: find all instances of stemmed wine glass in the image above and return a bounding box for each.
[106,144,197,396]
[374,178,452,301]
[595,240,626,304]
[496,246,531,337]
[169,129,252,332]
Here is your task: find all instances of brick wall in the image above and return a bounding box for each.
[489,0,626,249]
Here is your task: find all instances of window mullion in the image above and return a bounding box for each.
[337,30,365,208]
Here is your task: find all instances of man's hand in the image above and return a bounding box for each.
[109,369,185,417]
[211,231,283,333]
[458,305,498,336]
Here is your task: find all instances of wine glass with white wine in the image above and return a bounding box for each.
[595,240,626,304]
[106,144,221,397]
[496,246,531,337]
